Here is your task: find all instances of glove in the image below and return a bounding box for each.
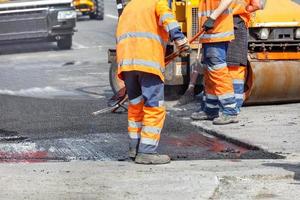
[175,37,191,57]
[177,83,195,106]
[202,17,215,31]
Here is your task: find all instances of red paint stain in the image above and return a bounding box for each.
[0,151,49,163]
[163,133,248,157]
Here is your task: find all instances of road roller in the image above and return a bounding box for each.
[108,0,300,104]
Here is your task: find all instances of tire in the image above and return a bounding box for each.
[89,13,97,19]
[94,0,104,20]
[109,60,125,94]
[57,35,72,50]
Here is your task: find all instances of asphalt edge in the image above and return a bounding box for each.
[169,111,285,160]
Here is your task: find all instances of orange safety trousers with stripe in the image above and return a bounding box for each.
[116,0,181,153]
[202,42,238,116]
[124,71,165,154]
[228,66,247,111]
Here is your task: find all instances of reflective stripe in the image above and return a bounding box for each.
[198,10,212,17]
[206,103,220,109]
[141,138,159,146]
[206,94,218,100]
[117,32,164,45]
[207,93,235,100]
[218,93,235,100]
[158,100,164,107]
[224,103,237,108]
[142,126,161,135]
[160,13,175,25]
[201,31,234,39]
[235,94,244,99]
[119,59,164,72]
[128,120,142,128]
[129,95,143,105]
[233,79,245,84]
[165,21,180,32]
[129,132,140,139]
[198,9,231,17]
[207,63,227,71]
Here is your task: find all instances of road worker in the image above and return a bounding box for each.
[116,0,190,164]
[191,0,238,125]
[191,0,265,124]
[227,0,265,111]
[180,0,265,107]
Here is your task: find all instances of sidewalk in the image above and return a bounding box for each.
[0,102,299,199]
[0,159,299,199]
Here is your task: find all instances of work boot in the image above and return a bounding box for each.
[128,148,137,161]
[213,114,239,125]
[190,111,218,121]
[134,153,171,165]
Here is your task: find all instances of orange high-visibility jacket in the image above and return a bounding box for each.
[198,0,235,43]
[116,0,180,81]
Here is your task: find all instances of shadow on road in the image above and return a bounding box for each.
[263,162,300,182]
[0,42,63,55]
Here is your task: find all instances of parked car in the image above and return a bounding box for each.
[0,0,76,49]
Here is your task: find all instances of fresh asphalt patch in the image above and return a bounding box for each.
[0,94,281,162]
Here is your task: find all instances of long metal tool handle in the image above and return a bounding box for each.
[165,29,205,65]
[92,96,128,116]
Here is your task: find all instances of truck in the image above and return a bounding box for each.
[73,0,104,20]
[108,0,300,105]
[0,0,76,50]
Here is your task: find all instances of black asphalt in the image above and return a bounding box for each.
[0,94,280,162]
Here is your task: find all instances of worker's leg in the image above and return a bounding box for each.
[226,16,248,112]
[134,72,170,164]
[138,72,165,154]
[122,71,144,159]
[228,65,247,112]
[202,42,239,124]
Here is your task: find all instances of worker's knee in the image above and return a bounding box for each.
[203,42,228,68]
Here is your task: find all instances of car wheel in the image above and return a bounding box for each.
[89,13,96,19]
[57,35,72,50]
[94,0,104,20]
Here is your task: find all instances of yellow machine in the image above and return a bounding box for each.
[169,0,300,104]
[109,0,300,104]
[73,0,104,20]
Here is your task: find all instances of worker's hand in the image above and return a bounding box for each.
[202,17,215,32]
[175,37,191,57]
[177,83,195,106]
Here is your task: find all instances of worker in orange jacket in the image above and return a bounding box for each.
[191,0,238,125]
[227,0,265,111]
[180,0,265,108]
[116,0,190,164]
[191,0,264,124]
